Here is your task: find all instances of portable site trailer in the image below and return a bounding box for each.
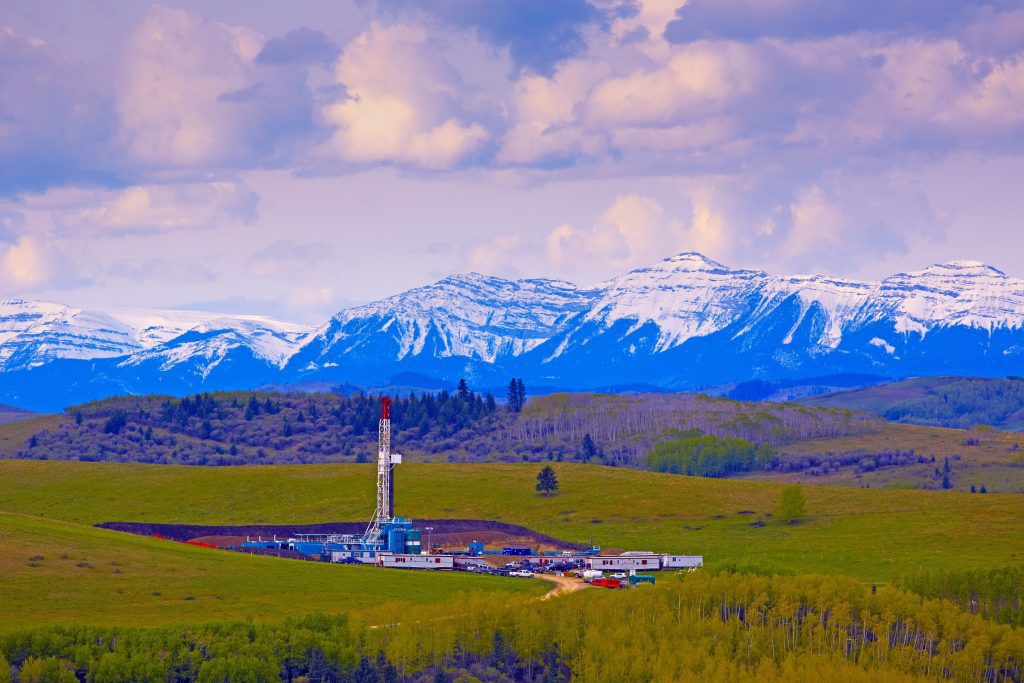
[378,553,455,570]
[330,550,377,564]
[588,555,662,571]
[661,554,703,569]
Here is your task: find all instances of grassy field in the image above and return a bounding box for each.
[0,510,546,634]
[2,460,1022,584]
[0,414,60,457]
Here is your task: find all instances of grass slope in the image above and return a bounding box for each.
[0,511,545,634]
[776,421,1024,491]
[1,461,1022,582]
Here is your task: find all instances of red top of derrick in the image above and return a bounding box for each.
[380,396,391,420]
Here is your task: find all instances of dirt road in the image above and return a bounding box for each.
[535,573,591,600]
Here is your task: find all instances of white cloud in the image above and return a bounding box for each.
[245,240,334,278]
[546,194,687,275]
[321,23,494,169]
[498,59,610,165]
[117,6,310,170]
[0,235,80,291]
[108,258,217,283]
[18,182,258,236]
[286,285,335,311]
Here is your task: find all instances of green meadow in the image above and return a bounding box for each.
[2,460,1022,585]
[0,511,545,634]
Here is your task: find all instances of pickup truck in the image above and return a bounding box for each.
[508,570,535,578]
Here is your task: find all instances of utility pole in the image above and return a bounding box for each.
[426,526,434,554]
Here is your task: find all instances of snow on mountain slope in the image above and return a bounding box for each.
[881,261,1024,335]
[576,253,765,352]
[0,300,141,370]
[109,310,311,367]
[299,273,593,369]
[4,252,1024,410]
[562,255,1024,358]
[0,300,310,373]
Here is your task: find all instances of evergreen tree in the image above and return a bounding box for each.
[941,472,953,489]
[351,657,375,683]
[507,379,521,412]
[581,434,598,461]
[516,378,526,409]
[457,378,471,401]
[980,484,988,493]
[776,484,806,524]
[374,651,398,683]
[536,465,559,495]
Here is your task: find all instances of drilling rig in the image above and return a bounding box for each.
[364,396,402,545]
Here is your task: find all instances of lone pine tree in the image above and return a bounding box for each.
[536,465,559,496]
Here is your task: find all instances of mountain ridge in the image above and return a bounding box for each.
[3,252,1024,410]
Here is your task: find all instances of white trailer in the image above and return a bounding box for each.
[378,553,454,570]
[330,550,376,564]
[661,554,703,569]
[588,555,662,571]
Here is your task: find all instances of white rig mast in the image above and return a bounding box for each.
[364,396,401,545]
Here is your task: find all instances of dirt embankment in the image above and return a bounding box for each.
[96,519,588,551]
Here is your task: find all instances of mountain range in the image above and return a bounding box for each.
[3,252,1024,411]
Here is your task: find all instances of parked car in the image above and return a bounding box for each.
[509,570,535,578]
[610,572,627,580]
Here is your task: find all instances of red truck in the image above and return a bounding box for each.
[591,578,625,589]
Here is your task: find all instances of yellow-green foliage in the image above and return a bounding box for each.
[1,460,1023,580]
[4,572,1022,682]
[370,572,1024,682]
[775,484,807,523]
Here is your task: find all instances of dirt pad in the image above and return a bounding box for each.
[97,519,587,552]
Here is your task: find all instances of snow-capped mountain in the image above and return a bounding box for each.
[285,274,593,383]
[0,301,310,373]
[2,253,1024,411]
[0,300,141,371]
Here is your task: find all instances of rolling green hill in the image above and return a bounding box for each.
[0,511,545,634]
[801,376,1024,430]
[1,460,1021,582]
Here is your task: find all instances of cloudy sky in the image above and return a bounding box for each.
[3,0,1023,322]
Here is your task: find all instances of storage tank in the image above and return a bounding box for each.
[387,528,406,554]
[404,528,422,555]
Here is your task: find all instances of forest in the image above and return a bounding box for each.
[11,389,871,467]
[804,376,1024,431]
[881,377,1024,429]
[4,568,1024,682]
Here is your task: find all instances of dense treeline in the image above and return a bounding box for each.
[16,390,500,466]
[898,565,1024,628]
[5,570,1024,682]
[646,430,775,477]
[10,389,875,467]
[883,377,1024,429]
